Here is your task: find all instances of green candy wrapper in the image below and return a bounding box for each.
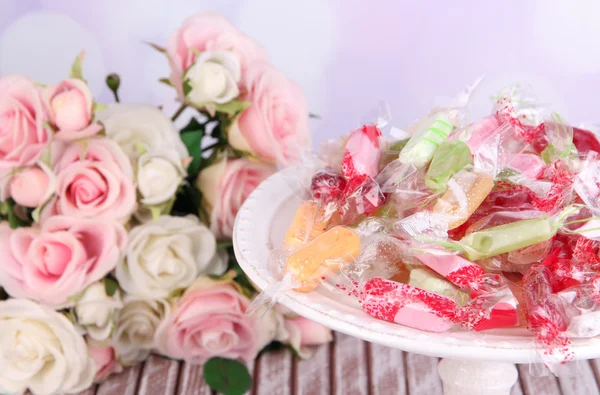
[425,141,473,193]
[458,206,580,261]
[399,113,454,168]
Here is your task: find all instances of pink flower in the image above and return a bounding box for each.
[167,12,268,98]
[0,75,50,177]
[275,305,333,358]
[43,79,102,141]
[43,138,137,223]
[155,274,259,364]
[229,61,311,167]
[7,164,55,207]
[88,342,122,382]
[0,216,127,307]
[196,157,276,239]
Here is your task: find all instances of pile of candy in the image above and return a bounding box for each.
[260,82,600,363]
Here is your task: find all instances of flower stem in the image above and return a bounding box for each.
[171,103,187,121]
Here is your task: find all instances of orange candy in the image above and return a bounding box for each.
[433,170,494,230]
[286,226,361,292]
[284,202,332,248]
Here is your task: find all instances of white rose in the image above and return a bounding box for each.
[0,299,95,395]
[113,297,170,365]
[74,282,123,341]
[255,307,288,351]
[137,150,186,206]
[96,103,188,160]
[185,51,241,107]
[116,215,227,298]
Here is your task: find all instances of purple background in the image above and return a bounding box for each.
[1,0,599,143]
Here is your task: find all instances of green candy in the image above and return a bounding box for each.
[459,215,556,261]
[425,141,473,193]
[399,113,455,168]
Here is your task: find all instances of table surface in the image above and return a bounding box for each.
[78,332,600,395]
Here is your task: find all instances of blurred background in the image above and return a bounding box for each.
[1,0,599,143]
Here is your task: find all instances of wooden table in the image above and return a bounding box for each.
[85,333,600,395]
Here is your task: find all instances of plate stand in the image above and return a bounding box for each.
[438,358,518,395]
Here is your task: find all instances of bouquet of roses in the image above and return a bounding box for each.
[0,13,330,395]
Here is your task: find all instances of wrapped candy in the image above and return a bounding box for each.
[433,168,495,229]
[399,113,455,168]
[286,226,361,292]
[425,141,473,193]
[254,80,600,365]
[341,124,382,192]
[361,277,457,332]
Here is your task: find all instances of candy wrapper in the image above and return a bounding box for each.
[252,79,600,369]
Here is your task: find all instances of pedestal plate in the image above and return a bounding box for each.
[233,169,600,395]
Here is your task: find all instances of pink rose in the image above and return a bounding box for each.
[167,12,268,98]
[155,274,259,364]
[275,305,333,358]
[196,157,276,239]
[43,138,136,222]
[44,79,102,141]
[229,61,311,166]
[7,164,55,207]
[0,216,127,306]
[0,75,50,176]
[284,316,333,346]
[88,342,122,382]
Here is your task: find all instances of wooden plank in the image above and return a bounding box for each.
[138,355,180,395]
[176,362,212,395]
[294,344,331,395]
[517,364,561,395]
[253,348,293,395]
[510,376,524,395]
[96,363,143,395]
[368,343,407,395]
[404,353,442,395]
[557,361,600,395]
[332,333,369,395]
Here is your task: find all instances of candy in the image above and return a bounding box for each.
[284,202,331,248]
[361,278,456,332]
[259,81,600,360]
[342,125,382,192]
[399,113,455,168]
[285,226,360,292]
[459,214,556,261]
[433,169,494,229]
[425,141,473,193]
[409,267,469,306]
[414,253,484,289]
[310,169,346,202]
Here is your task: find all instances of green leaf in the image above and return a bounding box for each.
[214,100,251,116]
[70,51,86,81]
[183,79,193,97]
[7,199,29,229]
[104,277,118,297]
[159,78,174,87]
[217,241,233,249]
[146,41,166,53]
[171,183,202,218]
[203,357,251,395]
[180,119,205,177]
